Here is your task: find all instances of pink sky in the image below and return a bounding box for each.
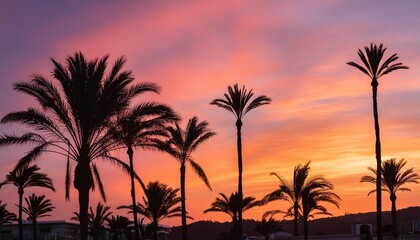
[1,1,420,227]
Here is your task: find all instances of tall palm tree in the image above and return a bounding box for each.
[120,181,183,240]
[254,217,283,240]
[0,52,153,240]
[0,201,16,225]
[361,158,419,238]
[347,43,408,240]
[263,161,334,236]
[21,194,55,240]
[112,102,179,240]
[106,215,133,240]
[158,116,215,240]
[204,192,263,239]
[211,84,271,240]
[0,164,55,240]
[301,183,340,240]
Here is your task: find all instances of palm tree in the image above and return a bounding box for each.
[254,217,283,240]
[301,183,340,240]
[112,103,179,240]
[106,215,133,240]
[119,181,183,240]
[158,116,215,240]
[263,161,335,236]
[72,202,113,240]
[211,84,271,240]
[21,194,55,240]
[347,43,408,240]
[0,201,16,225]
[0,164,55,240]
[0,52,153,240]
[361,158,419,238]
[204,192,263,239]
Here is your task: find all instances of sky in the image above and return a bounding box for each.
[1,0,420,227]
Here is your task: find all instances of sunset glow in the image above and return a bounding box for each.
[1,1,420,227]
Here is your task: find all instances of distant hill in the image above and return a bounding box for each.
[169,206,420,240]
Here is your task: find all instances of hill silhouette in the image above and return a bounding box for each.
[169,206,420,240]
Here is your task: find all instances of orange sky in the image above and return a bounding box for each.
[1,1,420,227]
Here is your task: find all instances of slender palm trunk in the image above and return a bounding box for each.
[180,164,188,240]
[390,194,398,238]
[303,218,309,240]
[232,215,238,240]
[152,221,158,240]
[18,189,23,240]
[74,161,93,240]
[293,203,299,236]
[372,79,382,240]
[236,119,243,240]
[127,146,140,240]
[32,220,37,240]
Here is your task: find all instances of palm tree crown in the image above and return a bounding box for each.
[0,201,16,225]
[22,194,55,240]
[254,217,283,240]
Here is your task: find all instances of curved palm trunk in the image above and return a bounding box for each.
[18,189,23,240]
[180,164,188,240]
[127,146,140,240]
[372,80,382,240]
[303,218,309,240]
[293,203,299,236]
[236,119,243,240]
[390,194,398,238]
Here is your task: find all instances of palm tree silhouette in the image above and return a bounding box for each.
[0,164,55,240]
[158,116,215,240]
[0,52,150,240]
[254,217,283,240]
[120,181,183,240]
[211,84,271,240]
[204,192,263,239]
[264,161,335,237]
[361,158,419,238]
[0,201,16,225]
[301,182,340,240]
[112,102,179,240]
[21,193,55,240]
[106,215,133,240]
[72,202,113,240]
[347,43,408,240]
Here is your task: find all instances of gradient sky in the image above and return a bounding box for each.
[1,1,420,227]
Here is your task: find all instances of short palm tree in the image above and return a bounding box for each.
[263,161,334,236]
[21,194,55,240]
[348,43,408,240]
[211,84,271,240]
[0,164,55,240]
[0,201,16,225]
[301,184,340,240]
[158,116,215,240]
[0,52,152,240]
[361,158,419,238]
[254,217,283,240]
[119,181,183,240]
[112,102,179,240]
[204,192,263,238]
[106,215,133,240]
[71,202,113,240]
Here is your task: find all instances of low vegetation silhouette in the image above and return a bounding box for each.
[254,217,283,240]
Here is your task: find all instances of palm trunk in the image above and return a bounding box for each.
[180,164,188,240]
[303,218,309,240]
[74,161,93,240]
[293,203,299,236]
[232,215,238,240]
[372,80,382,240]
[18,189,23,240]
[390,194,398,238]
[152,221,158,240]
[236,119,243,240]
[127,146,140,240]
[32,220,37,240]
